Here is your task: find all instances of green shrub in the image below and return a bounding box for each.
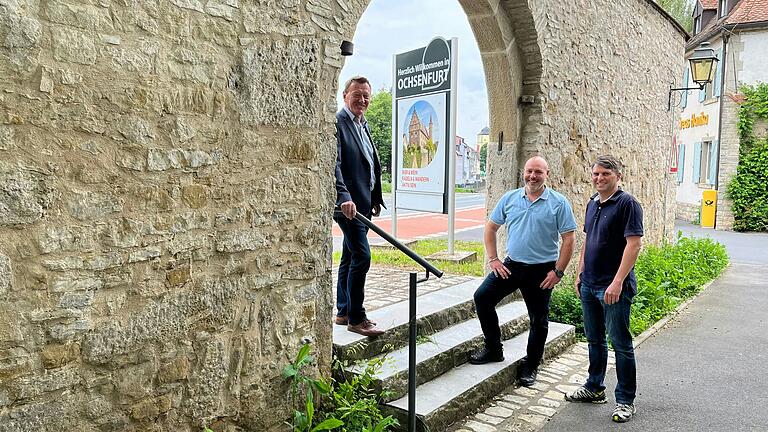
[549,281,583,336]
[381,181,392,194]
[283,344,398,432]
[549,235,728,338]
[727,139,768,231]
[730,83,768,232]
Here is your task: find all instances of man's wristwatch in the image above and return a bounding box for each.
[553,268,565,278]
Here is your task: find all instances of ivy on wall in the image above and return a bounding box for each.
[728,83,768,232]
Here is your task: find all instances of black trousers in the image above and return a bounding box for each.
[473,258,555,368]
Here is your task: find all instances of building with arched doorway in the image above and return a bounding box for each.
[0,0,686,430]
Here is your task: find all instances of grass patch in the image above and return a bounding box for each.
[333,239,486,276]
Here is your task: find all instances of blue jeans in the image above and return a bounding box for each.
[335,215,371,326]
[474,259,554,368]
[580,281,636,405]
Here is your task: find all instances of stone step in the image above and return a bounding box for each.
[383,322,575,432]
[333,279,521,361]
[349,301,530,401]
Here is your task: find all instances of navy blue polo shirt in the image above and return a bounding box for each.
[581,189,644,294]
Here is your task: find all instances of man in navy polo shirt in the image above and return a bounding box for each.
[469,156,577,388]
[565,155,643,423]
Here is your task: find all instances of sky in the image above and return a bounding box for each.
[337,0,489,146]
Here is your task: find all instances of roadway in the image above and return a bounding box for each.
[331,193,486,251]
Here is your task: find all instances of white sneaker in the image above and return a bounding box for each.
[612,403,636,423]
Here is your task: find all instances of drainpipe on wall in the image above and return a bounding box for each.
[713,28,729,229]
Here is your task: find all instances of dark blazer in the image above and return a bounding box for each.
[335,109,384,217]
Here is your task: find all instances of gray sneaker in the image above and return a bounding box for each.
[564,386,607,404]
[612,403,636,423]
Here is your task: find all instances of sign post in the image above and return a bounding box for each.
[391,37,458,250]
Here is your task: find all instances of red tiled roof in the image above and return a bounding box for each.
[688,0,768,49]
[700,0,718,9]
[725,0,768,25]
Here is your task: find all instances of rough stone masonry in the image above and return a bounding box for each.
[0,0,684,431]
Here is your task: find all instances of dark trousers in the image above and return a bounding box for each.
[581,282,637,404]
[335,215,371,326]
[474,258,555,368]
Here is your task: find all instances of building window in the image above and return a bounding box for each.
[719,0,728,17]
[694,15,701,34]
[699,141,713,183]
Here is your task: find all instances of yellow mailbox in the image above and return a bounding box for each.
[701,189,717,228]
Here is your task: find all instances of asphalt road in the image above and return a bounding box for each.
[332,192,486,251]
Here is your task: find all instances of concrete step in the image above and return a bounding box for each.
[349,301,530,401]
[333,278,521,361]
[383,322,575,432]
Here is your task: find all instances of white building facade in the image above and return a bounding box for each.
[675,0,768,229]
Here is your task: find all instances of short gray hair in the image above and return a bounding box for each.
[593,154,623,176]
[343,75,370,93]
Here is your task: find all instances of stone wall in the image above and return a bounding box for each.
[470,0,684,256]
[536,0,684,245]
[0,0,349,430]
[0,0,684,430]
[676,201,700,224]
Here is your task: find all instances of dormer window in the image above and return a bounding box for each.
[719,0,728,17]
[694,15,702,34]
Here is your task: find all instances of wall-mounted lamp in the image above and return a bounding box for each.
[340,40,354,56]
[668,42,719,111]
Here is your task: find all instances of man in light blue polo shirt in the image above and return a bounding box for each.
[469,156,577,388]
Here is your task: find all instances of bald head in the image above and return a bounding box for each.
[523,156,549,194]
[525,156,549,172]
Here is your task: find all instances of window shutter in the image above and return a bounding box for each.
[714,48,723,97]
[692,142,702,183]
[699,85,706,102]
[681,68,689,108]
[677,143,686,183]
[708,140,719,184]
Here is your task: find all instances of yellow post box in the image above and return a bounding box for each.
[701,189,717,228]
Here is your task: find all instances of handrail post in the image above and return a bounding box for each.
[408,272,417,432]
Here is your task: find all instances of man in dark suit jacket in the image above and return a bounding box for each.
[334,75,385,337]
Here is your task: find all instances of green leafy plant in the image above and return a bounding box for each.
[329,356,398,432]
[549,275,584,336]
[283,344,344,432]
[730,83,768,232]
[548,235,728,338]
[283,344,398,432]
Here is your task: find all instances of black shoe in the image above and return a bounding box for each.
[468,347,504,365]
[517,366,537,387]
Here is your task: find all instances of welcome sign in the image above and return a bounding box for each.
[392,37,458,213]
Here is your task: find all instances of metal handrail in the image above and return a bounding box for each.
[353,212,443,278]
[337,208,444,431]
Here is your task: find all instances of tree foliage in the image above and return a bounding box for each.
[479,142,487,174]
[658,0,694,32]
[366,90,392,174]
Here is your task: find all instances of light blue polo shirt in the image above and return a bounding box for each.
[490,187,577,264]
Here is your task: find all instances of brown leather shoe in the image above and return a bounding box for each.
[336,316,376,326]
[347,319,385,337]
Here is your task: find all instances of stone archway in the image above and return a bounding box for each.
[0,1,685,430]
